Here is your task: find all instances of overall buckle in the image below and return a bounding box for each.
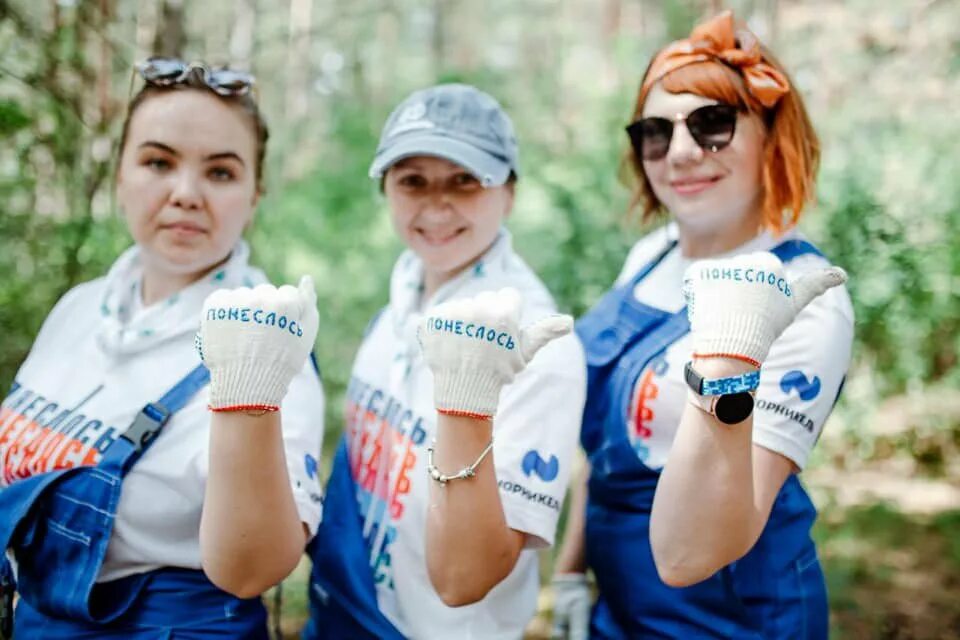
[120,403,171,453]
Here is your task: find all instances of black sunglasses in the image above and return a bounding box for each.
[135,57,256,97]
[626,104,739,162]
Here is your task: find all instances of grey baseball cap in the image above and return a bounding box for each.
[369,83,520,187]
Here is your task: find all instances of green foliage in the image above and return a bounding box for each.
[2,2,959,637]
[2,0,958,434]
[813,501,960,638]
[662,0,701,41]
[812,136,960,399]
[249,96,398,447]
[0,99,30,134]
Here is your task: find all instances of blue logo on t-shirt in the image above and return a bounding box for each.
[304,453,318,480]
[780,370,821,401]
[521,450,559,482]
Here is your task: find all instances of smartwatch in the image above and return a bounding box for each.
[684,361,760,425]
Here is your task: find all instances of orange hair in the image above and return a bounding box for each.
[626,44,820,235]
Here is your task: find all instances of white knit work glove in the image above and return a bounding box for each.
[550,573,591,640]
[682,252,846,366]
[197,275,319,411]
[419,287,572,418]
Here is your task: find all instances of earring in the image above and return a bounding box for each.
[709,145,719,153]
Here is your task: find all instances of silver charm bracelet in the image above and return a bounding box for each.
[426,438,494,487]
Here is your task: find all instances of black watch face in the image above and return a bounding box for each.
[715,392,754,425]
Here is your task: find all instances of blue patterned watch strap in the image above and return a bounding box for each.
[686,361,761,396]
[700,370,760,395]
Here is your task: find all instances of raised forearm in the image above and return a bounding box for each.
[651,253,845,586]
[418,289,572,605]
[425,414,524,607]
[650,359,764,586]
[200,411,307,598]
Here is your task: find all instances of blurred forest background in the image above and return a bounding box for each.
[1,0,958,637]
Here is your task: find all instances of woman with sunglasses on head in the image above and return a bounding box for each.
[0,59,324,639]
[550,11,853,640]
[302,84,586,640]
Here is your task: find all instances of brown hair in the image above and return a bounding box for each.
[379,166,518,193]
[117,69,269,192]
[626,46,819,234]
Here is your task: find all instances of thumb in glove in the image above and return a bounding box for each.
[789,266,847,315]
[521,314,574,362]
[490,285,573,363]
[418,287,573,418]
[198,274,319,411]
[683,252,847,366]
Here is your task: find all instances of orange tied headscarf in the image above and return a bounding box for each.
[641,11,790,108]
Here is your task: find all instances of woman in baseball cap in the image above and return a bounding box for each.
[303,83,586,639]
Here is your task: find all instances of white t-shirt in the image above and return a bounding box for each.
[344,229,586,640]
[616,223,853,469]
[0,242,325,582]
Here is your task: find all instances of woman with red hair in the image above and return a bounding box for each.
[551,11,853,639]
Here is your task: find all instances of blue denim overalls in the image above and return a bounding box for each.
[577,239,829,640]
[301,438,405,640]
[0,364,269,639]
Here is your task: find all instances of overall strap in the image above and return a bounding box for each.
[593,235,823,457]
[100,363,210,473]
[632,235,820,293]
[0,364,209,631]
[0,561,11,638]
[306,439,406,640]
[605,306,689,448]
[623,238,678,290]
[769,238,822,262]
[612,236,822,364]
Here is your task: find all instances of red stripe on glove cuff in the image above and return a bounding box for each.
[437,408,493,421]
[209,403,280,413]
[693,352,762,368]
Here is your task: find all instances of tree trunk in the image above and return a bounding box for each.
[96,0,114,125]
[285,0,313,121]
[602,0,622,87]
[431,0,447,79]
[230,0,257,67]
[153,0,187,58]
[135,0,158,56]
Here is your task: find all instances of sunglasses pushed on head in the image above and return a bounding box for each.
[135,57,256,98]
